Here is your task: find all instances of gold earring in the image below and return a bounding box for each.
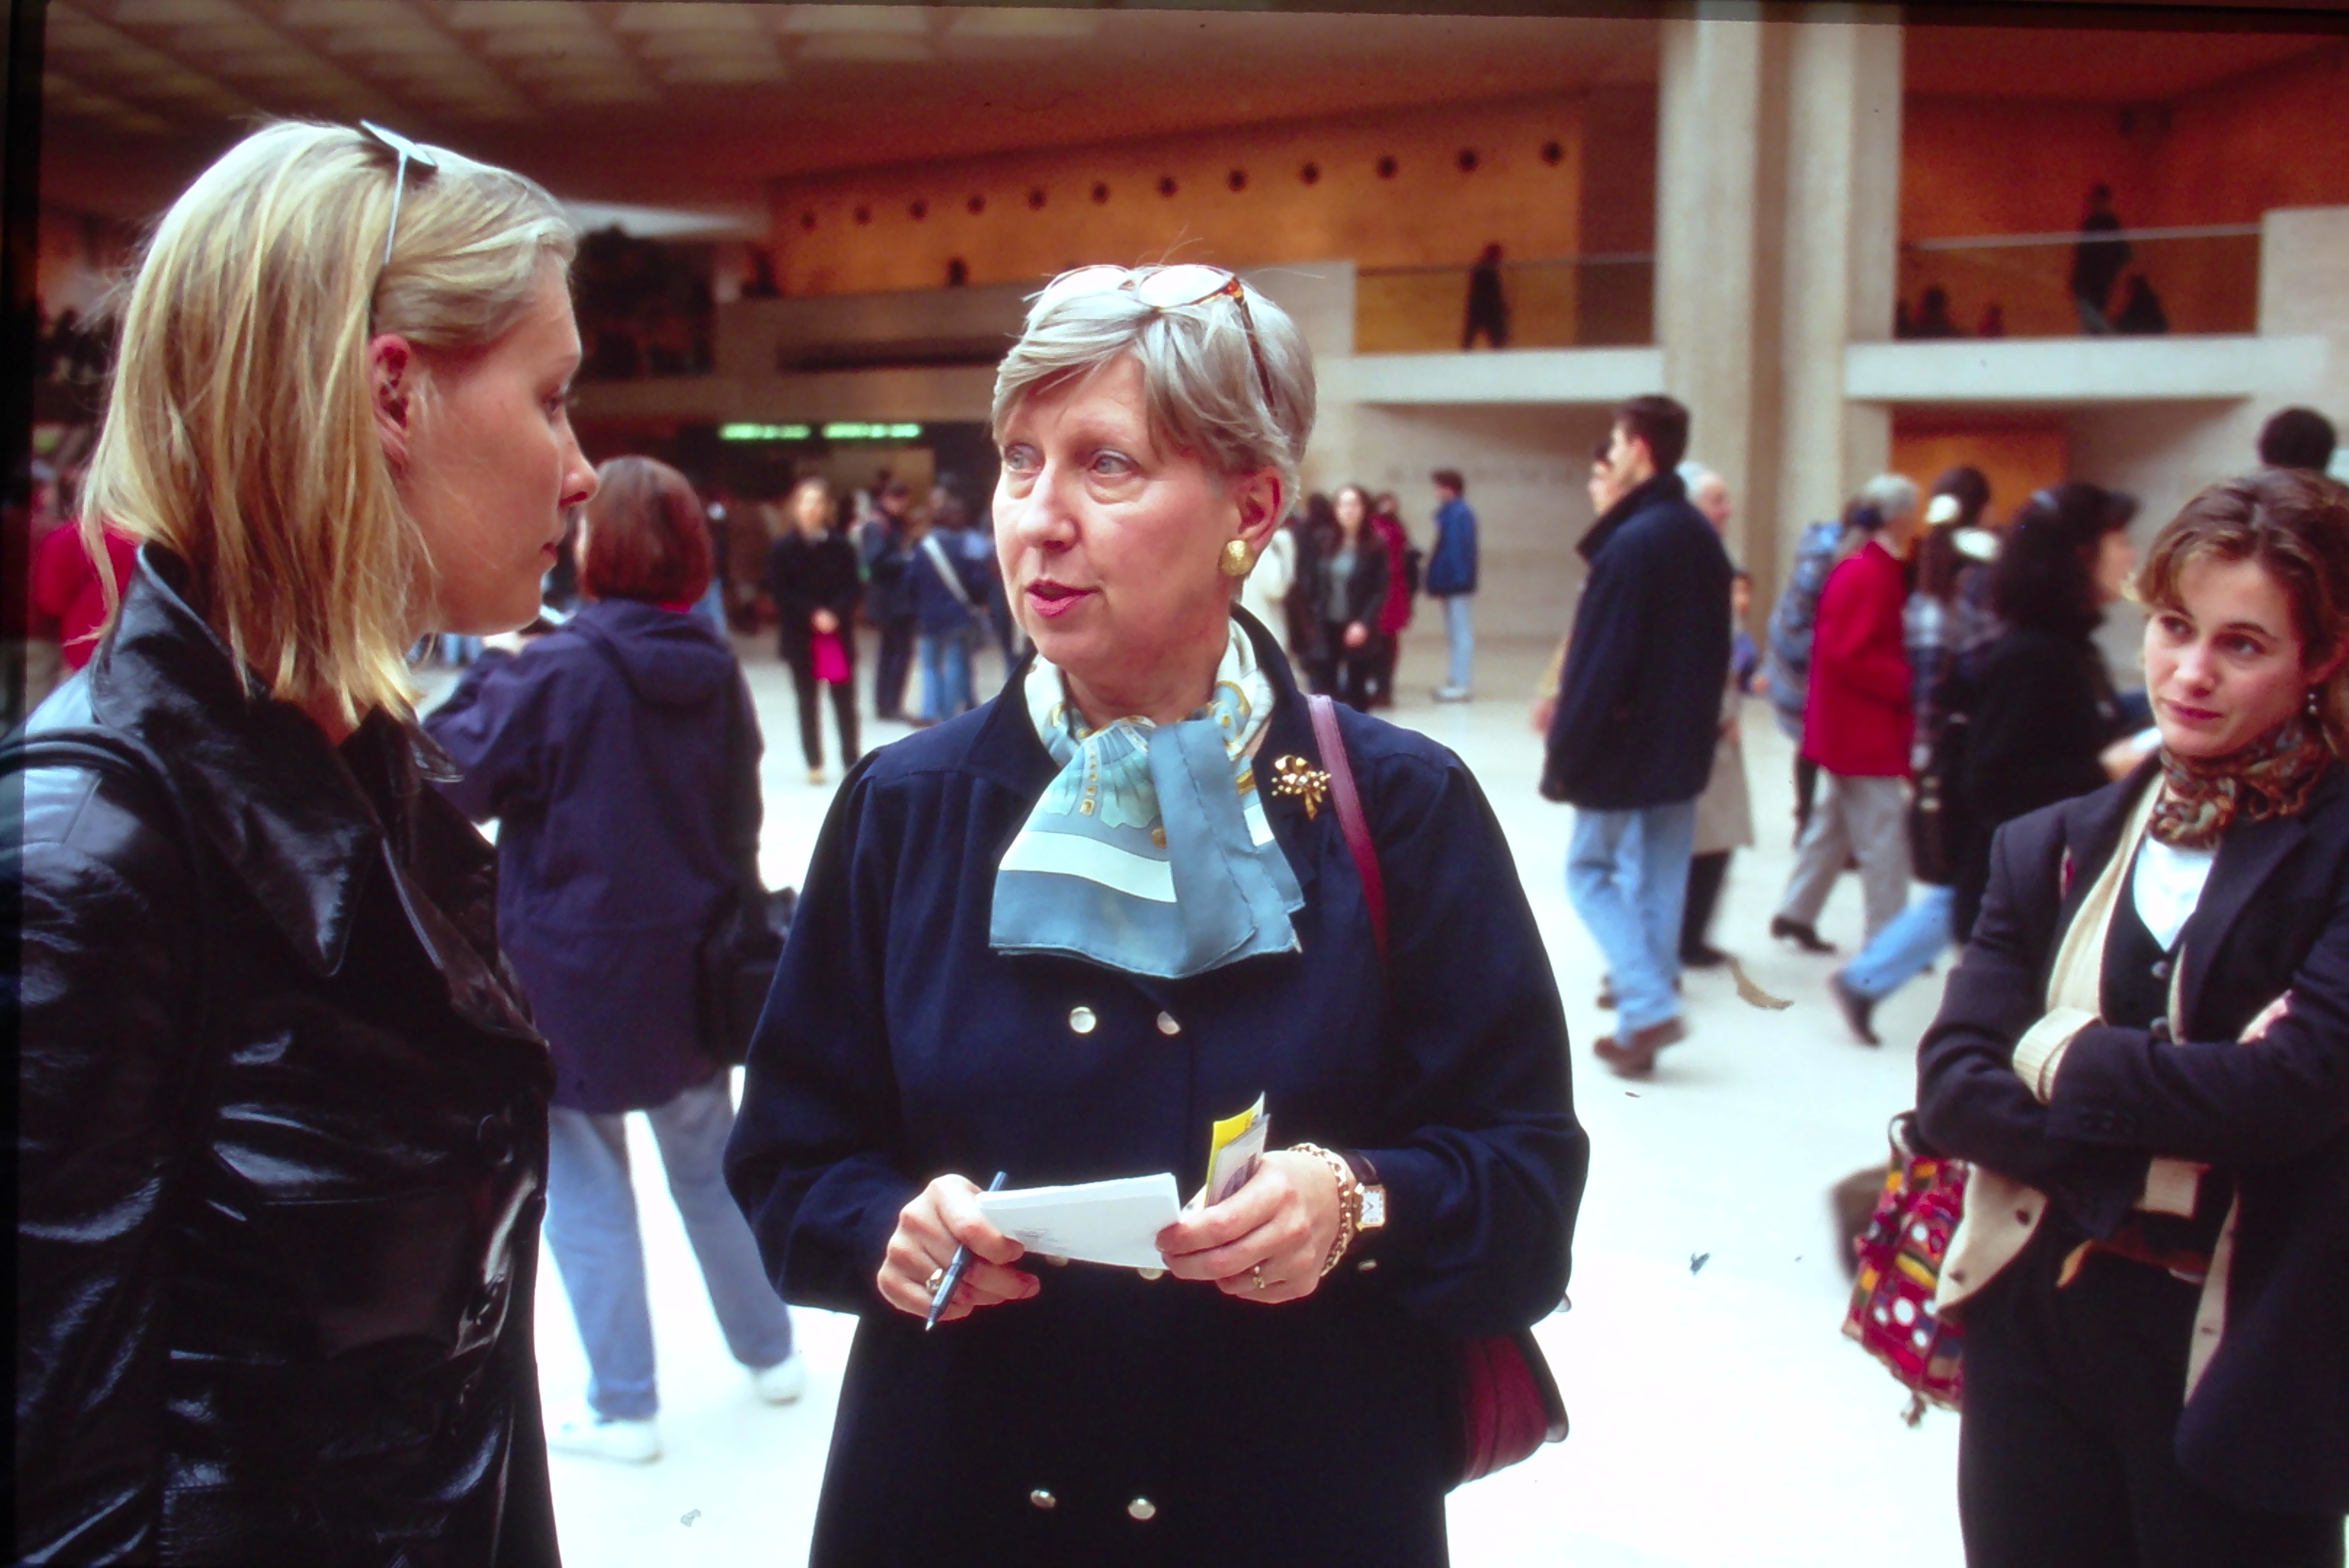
[1220,539,1258,578]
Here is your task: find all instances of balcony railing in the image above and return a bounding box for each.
[1896,224,2260,340]
[1353,255,1654,353]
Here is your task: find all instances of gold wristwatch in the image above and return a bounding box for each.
[1340,1151,1387,1241]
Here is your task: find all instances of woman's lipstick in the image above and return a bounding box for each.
[1026,579,1092,619]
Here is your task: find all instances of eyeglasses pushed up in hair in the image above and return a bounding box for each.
[360,121,440,273]
[1033,264,1277,411]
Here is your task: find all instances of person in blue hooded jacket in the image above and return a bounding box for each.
[426,456,805,1465]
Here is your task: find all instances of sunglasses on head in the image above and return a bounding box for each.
[360,121,440,275]
[1034,264,1277,410]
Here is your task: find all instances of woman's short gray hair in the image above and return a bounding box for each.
[991,271,1316,505]
[1859,472,1921,523]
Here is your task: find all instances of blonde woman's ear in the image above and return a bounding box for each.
[369,333,415,466]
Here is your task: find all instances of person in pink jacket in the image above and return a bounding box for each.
[1771,474,1920,950]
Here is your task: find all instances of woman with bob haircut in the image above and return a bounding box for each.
[1918,467,2349,1566]
[724,264,1588,1565]
[10,121,595,1563]
[427,456,805,1468]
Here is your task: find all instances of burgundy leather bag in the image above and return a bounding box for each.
[1306,694,1572,1486]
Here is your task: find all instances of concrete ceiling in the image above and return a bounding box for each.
[39,3,1660,220]
[40,3,2344,224]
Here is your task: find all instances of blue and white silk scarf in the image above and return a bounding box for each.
[991,620,1303,979]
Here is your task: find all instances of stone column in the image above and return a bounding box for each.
[1774,15,1903,565]
[1656,9,1768,568]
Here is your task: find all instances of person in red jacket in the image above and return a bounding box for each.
[1771,474,1920,950]
[31,509,140,672]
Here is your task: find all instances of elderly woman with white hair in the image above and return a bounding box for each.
[725,266,1587,1564]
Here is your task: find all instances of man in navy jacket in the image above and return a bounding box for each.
[1543,396,1733,1076]
[1426,468,1479,700]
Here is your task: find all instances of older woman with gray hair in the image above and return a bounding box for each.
[725,265,1587,1564]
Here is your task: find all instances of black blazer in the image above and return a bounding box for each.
[1950,622,2123,939]
[1918,759,2349,1514]
[724,610,1587,1564]
[1309,526,1391,642]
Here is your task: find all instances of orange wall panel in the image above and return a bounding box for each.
[768,95,1585,296]
[1893,420,2070,526]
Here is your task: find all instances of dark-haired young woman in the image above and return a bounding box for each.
[427,456,803,1465]
[1948,482,2140,941]
[1919,467,2349,1566]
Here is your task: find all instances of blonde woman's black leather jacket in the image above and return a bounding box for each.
[9,551,561,1566]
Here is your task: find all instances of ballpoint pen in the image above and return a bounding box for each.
[926,1170,1009,1332]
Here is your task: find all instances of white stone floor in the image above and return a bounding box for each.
[460,627,1975,1566]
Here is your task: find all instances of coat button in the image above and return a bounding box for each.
[1127,1497,1157,1522]
[1068,1006,1098,1035]
[1156,1011,1181,1036]
[1136,1267,1165,1281]
[1029,1488,1057,1511]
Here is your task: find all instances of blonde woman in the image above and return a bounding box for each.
[10,123,595,1563]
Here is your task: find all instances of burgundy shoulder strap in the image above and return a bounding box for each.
[1307,693,1388,962]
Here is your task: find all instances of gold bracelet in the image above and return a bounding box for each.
[1290,1142,1358,1277]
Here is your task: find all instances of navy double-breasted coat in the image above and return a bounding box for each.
[725,612,1587,1565]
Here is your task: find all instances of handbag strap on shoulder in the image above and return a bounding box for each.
[1307,693,1387,962]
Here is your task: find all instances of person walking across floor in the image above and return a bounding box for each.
[1544,395,1733,1077]
[1367,491,1416,708]
[768,474,863,783]
[1946,482,2143,944]
[1772,474,1920,955]
[1684,569,1758,969]
[1765,499,1866,852]
[1917,467,2349,1568]
[859,478,918,721]
[427,456,804,1466]
[908,487,997,724]
[1307,482,1391,711]
[1427,468,1479,701]
[1825,467,2001,1042]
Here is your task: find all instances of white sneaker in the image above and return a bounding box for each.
[1433,686,1473,702]
[547,1408,661,1464]
[752,1354,807,1405]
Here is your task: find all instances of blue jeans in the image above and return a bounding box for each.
[1439,594,1475,692]
[543,1073,793,1420]
[1567,800,1698,1033]
[1841,883,1954,1001]
[919,625,978,721]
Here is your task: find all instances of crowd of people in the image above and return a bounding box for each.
[12,120,2348,1568]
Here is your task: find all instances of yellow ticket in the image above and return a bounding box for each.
[1203,1093,1269,1208]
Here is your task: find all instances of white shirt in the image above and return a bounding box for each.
[2132,832,2217,952]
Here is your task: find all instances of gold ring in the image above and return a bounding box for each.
[926,1266,946,1298]
[1252,1265,1266,1292]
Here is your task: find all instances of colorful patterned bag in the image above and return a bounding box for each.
[1843,1113,1968,1424]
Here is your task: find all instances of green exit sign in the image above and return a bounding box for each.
[822,422,924,440]
[718,423,812,442]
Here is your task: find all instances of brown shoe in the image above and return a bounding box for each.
[1592,1016,1688,1078]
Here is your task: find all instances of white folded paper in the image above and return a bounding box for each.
[976,1172,1182,1271]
